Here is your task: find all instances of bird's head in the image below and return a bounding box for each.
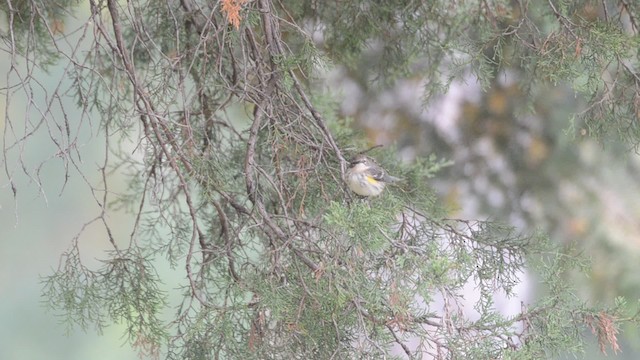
[349,154,371,168]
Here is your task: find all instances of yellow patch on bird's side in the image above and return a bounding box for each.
[365,176,379,184]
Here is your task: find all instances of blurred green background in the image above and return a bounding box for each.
[0,63,140,357]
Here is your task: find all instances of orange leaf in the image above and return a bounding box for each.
[221,0,248,29]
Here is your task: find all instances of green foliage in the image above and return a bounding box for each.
[43,247,167,354]
[0,0,81,69]
[3,0,639,358]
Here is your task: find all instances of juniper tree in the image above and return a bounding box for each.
[2,0,639,358]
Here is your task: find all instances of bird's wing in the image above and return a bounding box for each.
[368,167,387,181]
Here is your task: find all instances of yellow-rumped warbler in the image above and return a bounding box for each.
[345,154,401,197]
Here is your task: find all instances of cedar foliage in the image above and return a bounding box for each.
[2,0,639,358]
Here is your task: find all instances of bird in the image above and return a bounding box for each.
[345,154,401,197]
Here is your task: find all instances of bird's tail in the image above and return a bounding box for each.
[382,174,402,183]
